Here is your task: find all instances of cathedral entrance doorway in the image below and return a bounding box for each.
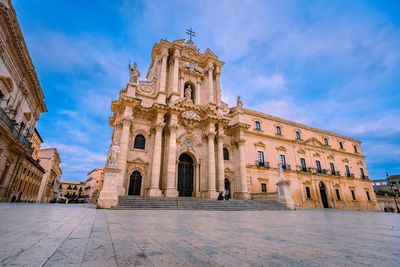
[128,171,142,195]
[225,178,231,199]
[319,182,329,208]
[178,153,194,197]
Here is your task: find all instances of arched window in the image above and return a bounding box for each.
[134,134,146,149]
[354,145,358,153]
[276,126,281,135]
[324,138,329,146]
[255,121,261,130]
[296,131,301,139]
[223,148,229,160]
[339,142,344,149]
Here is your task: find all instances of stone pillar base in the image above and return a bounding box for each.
[117,186,125,197]
[147,188,163,197]
[164,188,179,198]
[235,192,250,200]
[276,179,295,210]
[205,190,219,199]
[97,166,121,209]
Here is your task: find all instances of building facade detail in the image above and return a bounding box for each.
[98,37,378,211]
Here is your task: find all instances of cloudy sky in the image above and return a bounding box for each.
[13,0,400,181]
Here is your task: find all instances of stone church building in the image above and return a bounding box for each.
[98,38,378,211]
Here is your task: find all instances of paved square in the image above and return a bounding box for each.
[0,204,399,266]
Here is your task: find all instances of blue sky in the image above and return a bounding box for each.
[13,0,400,181]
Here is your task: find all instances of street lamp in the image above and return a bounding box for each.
[386,172,400,213]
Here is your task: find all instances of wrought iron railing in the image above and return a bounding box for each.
[0,106,33,154]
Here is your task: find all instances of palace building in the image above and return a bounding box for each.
[98,37,378,211]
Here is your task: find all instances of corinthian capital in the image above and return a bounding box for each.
[122,118,132,127]
[173,49,180,59]
[153,122,165,132]
[168,124,178,133]
[203,131,216,140]
[161,48,169,59]
[215,66,221,75]
[233,138,246,146]
[207,63,214,72]
[217,134,225,142]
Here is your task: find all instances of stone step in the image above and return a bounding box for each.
[115,196,289,211]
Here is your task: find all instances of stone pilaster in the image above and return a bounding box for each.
[207,63,214,104]
[157,48,168,103]
[236,138,250,200]
[164,122,179,197]
[217,132,225,193]
[170,50,180,103]
[148,122,164,197]
[116,116,131,196]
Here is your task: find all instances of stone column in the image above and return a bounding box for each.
[236,138,250,199]
[164,120,179,197]
[116,116,131,196]
[206,131,218,199]
[215,66,221,106]
[207,63,214,104]
[148,122,164,197]
[217,132,225,193]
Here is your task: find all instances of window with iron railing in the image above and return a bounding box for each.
[257,151,264,166]
[280,155,286,169]
[345,165,351,177]
[360,168,366,179]
[300,158,307,172]
[330,163,336,175]
[316,160,322,173]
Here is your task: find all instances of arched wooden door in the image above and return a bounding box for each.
[178,153,194,197]
[128,171,142,195]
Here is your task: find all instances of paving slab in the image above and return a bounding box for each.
[0,203,399,266]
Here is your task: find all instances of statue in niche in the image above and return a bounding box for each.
[106,143,120,167]
[184,85,193,103]
[129,61,140,84]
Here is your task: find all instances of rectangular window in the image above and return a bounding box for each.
[258,151,264,166]
[300,158,307,172]
[330,163,336,175]
[351,190,356,200]
[366,191,371,201]
[345,165,351,177]
[305,186,311,199]
[0,165,9,184]
[255,121,261,130]
[360,168,365,179]
[280,155,286,169]
[335,189,341,200]
[261,183,267,193]
[316,160,322,173]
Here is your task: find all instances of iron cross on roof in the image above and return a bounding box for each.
[186,28,196,41]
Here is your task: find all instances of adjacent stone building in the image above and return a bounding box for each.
[85,167,104,203]
[36,148,62,203]
[59,181,86,203]
[0,0,47,202]
[98,38,378,211]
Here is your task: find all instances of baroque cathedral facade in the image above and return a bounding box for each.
[98,38,378,211]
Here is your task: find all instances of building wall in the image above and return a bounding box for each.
[0,2,47,202]
[36,148,62,203]
[59,181,86,202]
[85,167,103,203]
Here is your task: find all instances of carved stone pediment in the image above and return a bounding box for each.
[276,146,287,152]
[182,110,201,120]
[177,133,201,147]
[304,137,324,147]
[356,160,363,165]
[342,158,349,163]
[327,154,334,160]
[254,142,265,149]
[297,149,306,154]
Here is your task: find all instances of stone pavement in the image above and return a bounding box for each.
[0,203,399,266]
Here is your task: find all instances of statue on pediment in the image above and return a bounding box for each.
[129,61,140,84]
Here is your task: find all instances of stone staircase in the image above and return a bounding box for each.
[114,196,289,211]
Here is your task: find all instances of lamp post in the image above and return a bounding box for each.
[387,173,400,213]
